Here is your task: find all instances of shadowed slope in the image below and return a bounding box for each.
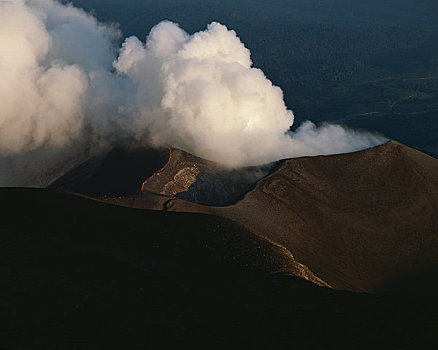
[49,146,170,197]
[1,188,437,348]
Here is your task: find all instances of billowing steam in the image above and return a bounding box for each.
[0,0,386,186]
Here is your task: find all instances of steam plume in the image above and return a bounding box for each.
[0,0,386,186]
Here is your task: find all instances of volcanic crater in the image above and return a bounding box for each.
[50,140,438,295]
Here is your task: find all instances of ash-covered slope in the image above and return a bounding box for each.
[1,188,437,348]
[218,141,438,294]
[139,141,438,294]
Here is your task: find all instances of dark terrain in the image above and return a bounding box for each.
[49,146,169,198]
[1,188,438,348]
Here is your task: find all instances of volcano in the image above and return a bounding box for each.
[2,141,438,348]
[51,140,438,294]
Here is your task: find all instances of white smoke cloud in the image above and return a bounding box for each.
[0,0,386,186]
[0,0,120,154]
[114,21,298,166]
[0,0,128,185]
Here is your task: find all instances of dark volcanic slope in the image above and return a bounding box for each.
[1,188,437,348]
[49,146,169,197]
[219,141,438,294]
[140,141,438,294]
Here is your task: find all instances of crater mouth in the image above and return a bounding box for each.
[48,145,276,207]
[139,148,277,206]
[173,164,276,206]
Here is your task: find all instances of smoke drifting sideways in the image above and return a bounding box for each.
[0,0,386,187]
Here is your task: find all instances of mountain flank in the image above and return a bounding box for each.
[1,188,437,348]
